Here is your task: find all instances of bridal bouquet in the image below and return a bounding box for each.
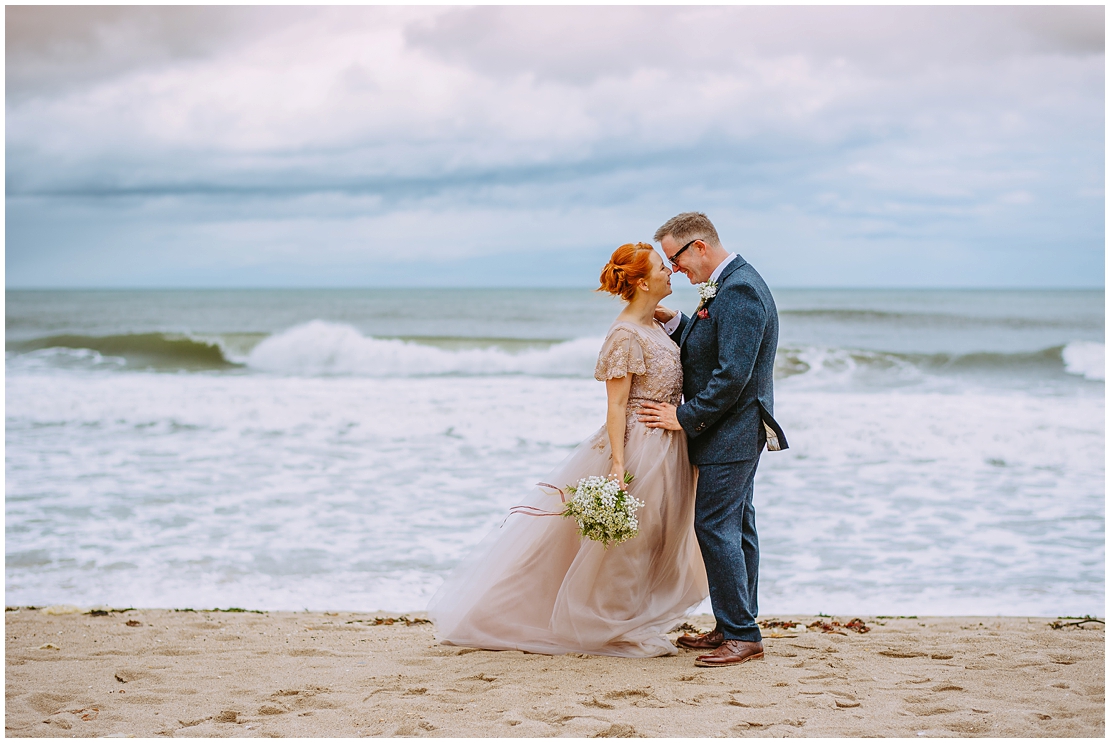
[562,472,644,547]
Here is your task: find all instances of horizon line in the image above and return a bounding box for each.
[5,285,1106,293]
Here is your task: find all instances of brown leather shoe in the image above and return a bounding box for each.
[675,629,724,650]
[694,640,764,667]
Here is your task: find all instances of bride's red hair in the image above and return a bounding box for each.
[598,243,655,301]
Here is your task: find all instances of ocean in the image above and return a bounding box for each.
[5,287,1104,617]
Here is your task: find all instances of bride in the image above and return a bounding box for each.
[427,243,708,657]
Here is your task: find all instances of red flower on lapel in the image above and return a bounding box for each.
[697,308,709,320]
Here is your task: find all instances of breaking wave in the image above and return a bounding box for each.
[6,321,1104,383]
[775,343,1105,382]
[245,321,601,377]
[7,333,239,370]
[1061,341,1105,381]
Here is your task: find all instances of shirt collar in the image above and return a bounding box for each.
[709,253,737,284]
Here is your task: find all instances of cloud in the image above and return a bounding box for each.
[404,6,1104,84]
[1008,6,1105,55]
[5,6,288,100]
[4,6,1104,287]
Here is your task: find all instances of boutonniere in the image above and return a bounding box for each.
[695,280,718,320]
[697,280,718,304]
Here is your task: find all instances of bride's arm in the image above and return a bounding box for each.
[605,374,633,479]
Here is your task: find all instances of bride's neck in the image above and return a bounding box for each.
[619,294,659,326]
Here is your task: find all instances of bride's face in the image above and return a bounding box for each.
[638,250,673,301]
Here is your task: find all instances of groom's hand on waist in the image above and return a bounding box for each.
[638,401,683,431]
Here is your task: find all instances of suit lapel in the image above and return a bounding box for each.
[679,254,748,348]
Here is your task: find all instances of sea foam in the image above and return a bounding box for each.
[1062,341,1105,381]
[5,371,1103,616]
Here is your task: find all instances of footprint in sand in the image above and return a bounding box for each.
[879,649,926,658]
[113,668,150,683]
[270,686,339,711]
[905,704,959,716]
[742,718,806,729]
[603,689,665,708]
[896,677,933,687]
[605,689,652,699]
[931,684,963,692]
[591,722,639,737]
[24,692,72,714]
[177,717,208,728]
[727,697,776,708]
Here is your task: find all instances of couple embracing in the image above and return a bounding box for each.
[429,212,787,667]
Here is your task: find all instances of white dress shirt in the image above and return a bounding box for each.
[661,253,737,335]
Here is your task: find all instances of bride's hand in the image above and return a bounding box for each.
[608,461,625,480]
[653,305,677,323]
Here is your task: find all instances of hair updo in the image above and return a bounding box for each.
[598,242,655,301]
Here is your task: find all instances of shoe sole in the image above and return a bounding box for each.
[693,652,764,668]
[675,641,724,651]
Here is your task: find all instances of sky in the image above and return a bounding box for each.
[5,5,1105,289]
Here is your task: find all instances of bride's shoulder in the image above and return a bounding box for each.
[606,318,652,334]
[606,318,635,332]
[596,322,651,380]
[603,320,646,344]
[605,319,669,344]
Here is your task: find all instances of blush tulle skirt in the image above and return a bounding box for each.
[427,420,708,657]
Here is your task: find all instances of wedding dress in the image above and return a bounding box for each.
[427,320,708,657]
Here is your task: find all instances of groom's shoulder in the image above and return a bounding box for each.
[723,259,772,295]
[718,261,773,316]
[720,260,764,295]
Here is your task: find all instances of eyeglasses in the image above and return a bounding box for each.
[667,237,703,267]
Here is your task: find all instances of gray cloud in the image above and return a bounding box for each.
[403,6,1104,85]
[11,7,1101,99]
[1009,6,1105,55]
[5,6,299,100]
[4,6,1104,288]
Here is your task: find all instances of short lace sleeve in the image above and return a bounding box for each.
[594,326,649,381]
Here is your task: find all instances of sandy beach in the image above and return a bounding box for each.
[5,607,1103,738]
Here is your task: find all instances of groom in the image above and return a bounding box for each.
[640,212,787,668]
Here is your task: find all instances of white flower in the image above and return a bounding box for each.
[562,472,643,547]
[697,280,718,303]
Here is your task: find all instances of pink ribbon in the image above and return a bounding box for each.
[507,505,562,518]
[500,483,568,527]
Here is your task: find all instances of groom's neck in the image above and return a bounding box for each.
[703,245,731,275]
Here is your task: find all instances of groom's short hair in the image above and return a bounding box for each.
[654,212,721,248]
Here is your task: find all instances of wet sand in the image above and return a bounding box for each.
[5,607,1104,737]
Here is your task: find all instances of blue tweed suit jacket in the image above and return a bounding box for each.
[669,254,788,465]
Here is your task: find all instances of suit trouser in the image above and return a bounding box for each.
[694,454,763,643]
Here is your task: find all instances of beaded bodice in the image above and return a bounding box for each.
[593,320,683,408]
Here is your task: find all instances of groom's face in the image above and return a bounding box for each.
[660,235,710,284]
